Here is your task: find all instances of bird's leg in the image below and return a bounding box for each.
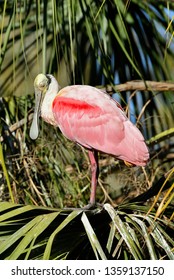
[88,150,99,207]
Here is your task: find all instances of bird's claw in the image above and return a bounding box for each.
[82,202,103,211]
[63,202,103,212]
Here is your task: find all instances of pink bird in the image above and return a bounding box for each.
[30,74,149,207]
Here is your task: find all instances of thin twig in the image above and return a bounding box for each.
[23,158,47,207]
[0,113,33,142]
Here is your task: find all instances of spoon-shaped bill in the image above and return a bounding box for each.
[29,90,42,140]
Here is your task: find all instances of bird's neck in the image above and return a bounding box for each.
[41,78,59,126]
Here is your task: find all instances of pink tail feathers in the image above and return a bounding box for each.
[116,120,149,166]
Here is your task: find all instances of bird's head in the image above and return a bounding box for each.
[34,73,50,94]
[29,73,53,140]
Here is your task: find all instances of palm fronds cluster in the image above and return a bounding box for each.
[0,202,173,260]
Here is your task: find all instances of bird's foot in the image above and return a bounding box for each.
[82,203,96,210]
[82,202,103,211]
[62,202,103,212]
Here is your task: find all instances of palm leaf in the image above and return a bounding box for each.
[0,201,173,260]
[81,212,107,260]
[104,204,142,259]
[43,209,82,260]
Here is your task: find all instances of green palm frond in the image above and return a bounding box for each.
[0,202,173,260]
[0,0,173,96]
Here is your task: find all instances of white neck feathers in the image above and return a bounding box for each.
[41,75,59,126]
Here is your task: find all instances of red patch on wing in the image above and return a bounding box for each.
[53,97,91,110]
[52,96,101,117]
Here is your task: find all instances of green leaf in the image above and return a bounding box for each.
[146,216,174,260]
[131,216,157,260]
[106,221,116,254]
[3,212,59,259]
[43,210,82,260]
[81,212,107,260]
[104,204,142,259]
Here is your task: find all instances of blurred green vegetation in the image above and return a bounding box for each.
[0,0,173,260]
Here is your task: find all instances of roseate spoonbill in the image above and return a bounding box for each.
[30,74,149,207]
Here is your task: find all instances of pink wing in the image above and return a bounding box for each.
[52,92,149,166]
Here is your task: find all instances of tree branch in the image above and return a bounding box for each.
[105,80,174,93]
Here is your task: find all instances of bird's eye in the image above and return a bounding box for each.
[38,82,48,92]
[39,82,45,88]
